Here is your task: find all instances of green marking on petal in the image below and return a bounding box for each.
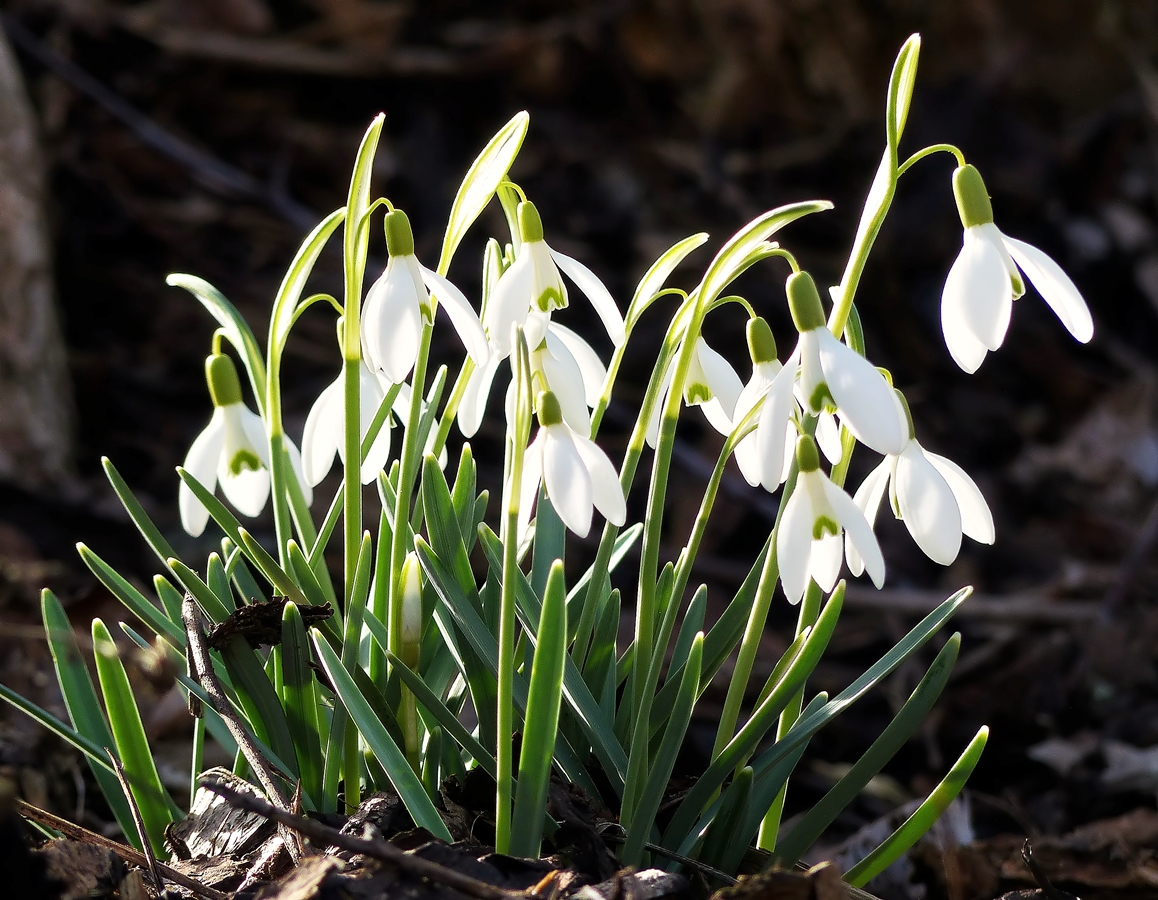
[808,382,835,413]
[229,449,262,475]
[535,286,566,312]
[812,516,840,540]
[684,382,713,406]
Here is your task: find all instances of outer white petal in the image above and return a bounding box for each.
[776,482,813,605]
[951,227,1013,352]
[485,251,534,357]
[755,361,798,491]
[541,331,593,436]
[895,442,962,565]
[543,426,593,537]
[695,339,743,421]
[572,434,626,526]
[816,412,842,464]
[549,248,626,346]
[846,459,891,577]
[925,451,995,544]
[302,378,343,486]
[218,456,270,519]
[548,323,607,407]
[420,264,491,366]
[816,329,906,455]
[282,436,313,507]
[1000,235,1093,343]
[518,431,545,543]
[798,330,825,412]
[811,534,844,593]
[459,354,502,438]
[734,362,779,429]
[822,477,885,588]
[180,409,225,537]
[362,257,424,383]
[940,249,992,373]
[530,241,567,310]
[645,361,676,449]
[239,406,271,467]
[354,364,389,483]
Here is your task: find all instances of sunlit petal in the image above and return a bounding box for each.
[572,434,626,526]
[485,252,534,357]
[811,534,844,593]
[1001,235,1093,343]
[941,249,991,373]
[180,409,225,537]
[695,339,743,421]
[282,436,313,507]
[548,323,607,407]
[645,361,676,449]
[550,248,626,346]
[543,426,593,537]
[925,451,995,544]
[823,477,884,588]
[846,459,891,577]
[816,329,906,455]
[755,362,798,491]
[952,227,1013,351]
[458,354,502,438]
[420,264,491,366]
[518,432,544,544]
[815,412,842,464]
[777,485,813,605]
[302,378,343,486]
[896,442,961,565]
[540,331,593,436]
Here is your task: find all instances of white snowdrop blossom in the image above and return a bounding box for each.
[361,209,490,384]
[788,271,907,457]
[301,361,407,486]
[941,164,1093,374]
[180,353,309,537]
[847,392,995,573]
[645,337,743,448]
[733,317,799,490]
[520,391,626,539]
[484,201,626,358]
[777,435,885,605]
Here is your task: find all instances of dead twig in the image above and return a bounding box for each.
[107,751,163,893]
[15,798,229,900]
[203,777,526,900]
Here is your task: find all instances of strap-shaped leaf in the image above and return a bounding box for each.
[101,457,176,569]
[207,552,236,613]
[626,232,710,328]
[280,602,323,808]
[78,544,183,645]
[167,558,232,624]
[450,443,479,549]
[218,636,300,780]
[422,454,476,596]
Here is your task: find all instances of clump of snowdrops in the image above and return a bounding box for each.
[3,35,1092,884]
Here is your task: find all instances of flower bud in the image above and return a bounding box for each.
[787,272,826,333]
[795,434,821,473]
[384,209,415,257]
[205,353,242,408]
[518,201,544,243]
[399,551,423,666]
[952,164,994,228]
[746,317,778,365]
[536,390,563,427]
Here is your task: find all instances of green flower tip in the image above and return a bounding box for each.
[952,164,993,228]
[536,390,563,427]
[746,317,778,364]
[205,353,242,408]
[787,271,826,333]
[796,434,821,473]
[384,209,415,257]
[518,201,544,243]
[895,389,915,441]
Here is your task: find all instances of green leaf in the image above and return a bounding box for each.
[218,635,299,780]
[530,490,565,602]
[280,602,323,808]
[438,111,530,275]
[0,682,118,775]
[153,575,185,627]
[268,209,345,365]
[450,443,479,549]
[510,561,567,858]
[77,544,183,646]
[846,726,988,887]
[224,540,266,605]
[91,619,174,854]
[167,558,232,625]
[311,629,452,840]
[237,529,309,607]
[40,591,136,844]
[101,458,176,569]
[701,765,754,871]
[422,454,475,596]
[166,274,266,409]
[207,552,237,613]
[626,233,709,328]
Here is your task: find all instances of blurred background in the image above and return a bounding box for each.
[4,0,1158,889]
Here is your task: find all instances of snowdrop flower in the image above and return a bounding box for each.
[520,391,626,538]
[180,353,308,537]
[485,201,626,358]
[941,164,1093,373]
[733,318,799,490]
[847,391,994,572]
[645,336,743,448]
[777,435,884,605]
[361,209,490,384]
[301,361,405,486]
[788,271,907,457]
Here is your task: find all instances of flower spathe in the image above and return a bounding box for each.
[941,164,1093,374]
[777,435,884,605]
[180,353,310,537]
[361,209,490,384]
[520,391,626,539]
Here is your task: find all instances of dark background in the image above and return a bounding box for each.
[4,0,1158,871]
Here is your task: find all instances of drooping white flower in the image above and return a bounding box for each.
[941,164,1093,373]
[733,317,799,490]
[301,361,406,486]
[361,209,490,384]
[787,271,907,457]
[180,353,309,537]
[484,201,625,358]
[519,391,626,539]
[777,435,884,605]
[847,392,995,572]
[645,337,743,448]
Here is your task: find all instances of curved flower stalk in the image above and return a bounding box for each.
[644,336,744,448]
[180,353,309,536]
[848,391,995,572]
[519,391,626,539]
[777,435,884,604]
[301,361,407,486]
[941,164,1093,373]
[788,271,907,457]
[361,209,490,384]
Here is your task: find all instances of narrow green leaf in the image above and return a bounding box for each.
[218,635,300,779]
[91,619,174,854]
[667,586,706,686]
[887,35,922,151]
[153,575,185,627]
[268,209,345,363]
[311,629,452,840]
[529,490,565,601]
[101,458,176,569]
[701,765,753,871]
[224,540,266,605]
[237,529,309,607]
[422,454,475,596]
[167,558,232,625]
[207,552,236,613]
[280,602,323,808]
[450,443,478,549]
[626,232,710,327]
[77,544,183,645]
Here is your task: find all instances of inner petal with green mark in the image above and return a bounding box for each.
[229,449,262,475]
[812,515,840,540]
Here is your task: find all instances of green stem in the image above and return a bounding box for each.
[897,143,965,177]
[342,357,361,603]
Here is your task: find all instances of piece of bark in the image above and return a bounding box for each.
[167,767,275,859]
[0,27,74,489]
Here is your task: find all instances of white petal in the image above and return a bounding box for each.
[362,257,423,383]
[811,534,844,593]
[798,331,825,412]
[547,323,607,407]
[734,433,761,486]
[485,251,534,357]
[180,409,225,537]
[572,434,626,526]
[777,484,813,605]
[896,443,962,565]
[1001,235,1093,343]
[458,354,502,438]
[530,241,567,311]
[518,432,544,544]
[302,377,343,486]
[217,410,270,518]
[816,412,842,464]
[946,227,1013,352]
[925,451,995,544]
[733,362,779,430]
[755,362,798,491]
[940,248,992,373]
[822,477,885,588]
[543,426,593,537]
[549,248,626,346]
[816,329,906,456]
[356,364,389,483]
[239,406,271,467]
[420,264,492,366]
[846,459,891,577]
[540,331,593,437]
[695,339,743,421]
